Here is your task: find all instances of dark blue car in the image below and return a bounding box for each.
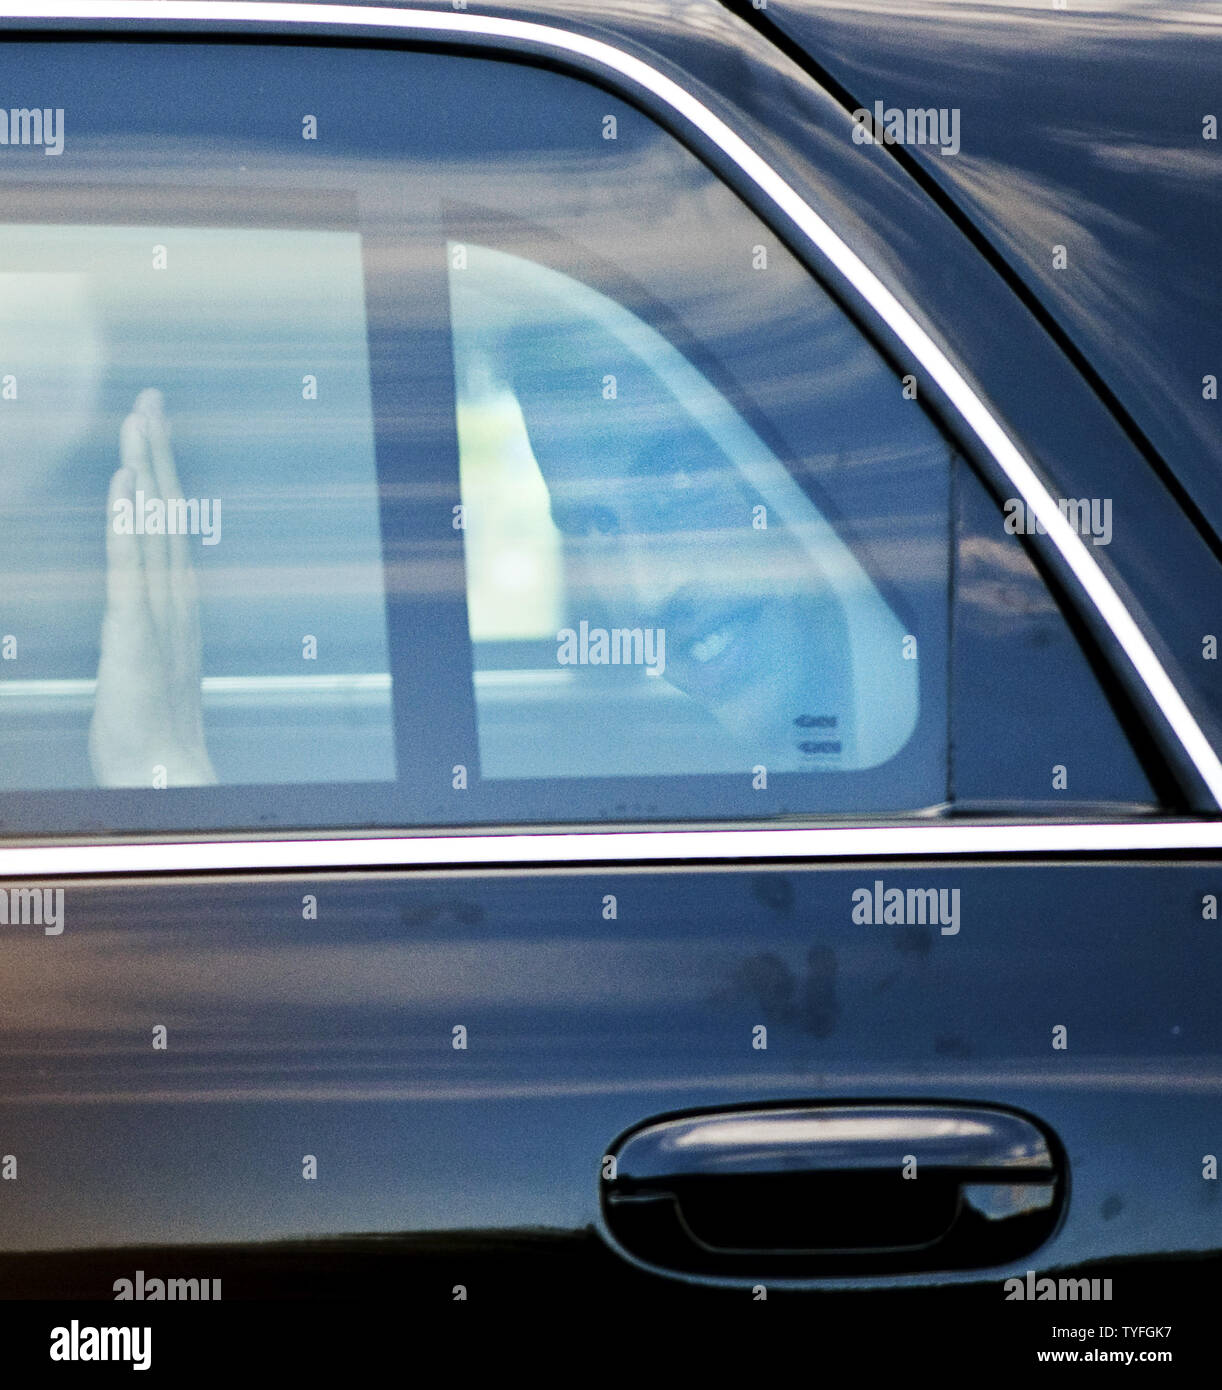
[0,0,1218,1372]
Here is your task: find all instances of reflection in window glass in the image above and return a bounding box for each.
[0,222,393,790]
[0,39,970,830]
[451,244,931,780]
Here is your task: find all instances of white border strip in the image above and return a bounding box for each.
[1,821,1221,877]
[2,1,1221,839]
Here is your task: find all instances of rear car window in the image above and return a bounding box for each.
[0,40,1155,832]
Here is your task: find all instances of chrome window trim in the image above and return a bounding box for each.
[1,821,1222,877]
[1,1,1220,847]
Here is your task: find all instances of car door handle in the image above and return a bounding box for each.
[601,1102,1065,1279]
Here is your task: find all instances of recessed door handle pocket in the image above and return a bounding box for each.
[601,1103,1065,1278]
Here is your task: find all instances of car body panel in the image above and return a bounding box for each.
[741,0,1222,548]
[1,861,1220,1282]
[0,3,1217,1361]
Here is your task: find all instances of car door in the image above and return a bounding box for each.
[0,2,1217,1374]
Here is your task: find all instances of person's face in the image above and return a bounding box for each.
[534,421,851,759]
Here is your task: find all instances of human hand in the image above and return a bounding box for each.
[89,389,216,788]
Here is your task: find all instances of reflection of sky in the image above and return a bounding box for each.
[0,864,1218,1273]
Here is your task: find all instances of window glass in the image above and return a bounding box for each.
[0,39,1158,832]
[0,221,392,790]
[952,462,1156,808]
[450,243,928,780]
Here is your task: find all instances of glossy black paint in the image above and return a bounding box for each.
[741,0,1222,551]
[603,1102,1065,1276]
[0,864,1218,1279]
[0,1,1219,1339]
